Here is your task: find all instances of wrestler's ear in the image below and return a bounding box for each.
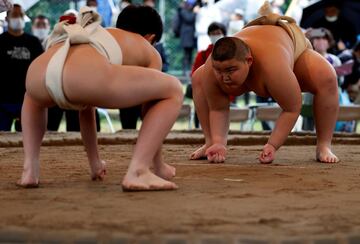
[246,55,253,66]
[144,34,156,45]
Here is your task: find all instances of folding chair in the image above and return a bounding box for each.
[97,108,115,133]
[177,104,193,129]
[255,105,303,132]
[337,105,360,131]
[229,107,250,130]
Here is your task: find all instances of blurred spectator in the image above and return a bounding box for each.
[173,0,198,76]
[189,22,226,128]
[31,15,50,48]
[311,1,357,52]
[227,8,245,36]
[95,0,115,27]
[195,0,222,51]
[143,0,155,8]
[307,28,341,69]
[343,42,360,104]
[86,0,98,12]
[0,4,43,131]
[0,20,4,34]
[270,0,285,15]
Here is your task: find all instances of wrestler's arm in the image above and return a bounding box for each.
[79,107,105,179]
[261,64,302,162]
[203,65,230,162]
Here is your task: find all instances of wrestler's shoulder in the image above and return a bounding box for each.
[106,28,142,40]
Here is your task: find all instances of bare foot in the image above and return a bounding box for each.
[16,167,39,188]
[316,146,339,163]
[259,143,276,164]
[91,160,107,181]
[122,169,178,191]
[153,162,176,181]
[190,145,208,160]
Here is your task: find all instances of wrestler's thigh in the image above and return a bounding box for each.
[25,56,56,107]
[293,49,337,93]
[63,55,182,109]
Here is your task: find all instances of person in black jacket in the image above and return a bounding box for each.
[311,0,357,53]
[0,4,43,131]
[175,0,198,76]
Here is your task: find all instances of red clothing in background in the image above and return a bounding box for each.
[191,44,213,75]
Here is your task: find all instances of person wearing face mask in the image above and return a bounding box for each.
[308,27,356,132]
[192,22,226,75]
[0,4,43,131]
[86,0,98,12]
[31,15,50,47]
[342,42,360,104]
[188,22,226,128]
[227,8,246,36]
[311,0,357,52]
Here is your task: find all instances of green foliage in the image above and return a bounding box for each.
[27,0,71,28]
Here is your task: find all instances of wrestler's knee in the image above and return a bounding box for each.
[312,68,338,95]
[168,76,184,105]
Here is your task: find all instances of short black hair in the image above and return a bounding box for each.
[86,0,97,5]
[207,22,227,35]
[324,0,342,8]
[212,37,250,62]
[7,3,23,17]
[116,5,163,42]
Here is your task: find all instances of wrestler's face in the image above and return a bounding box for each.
[212,57,252,89]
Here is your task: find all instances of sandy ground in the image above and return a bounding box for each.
[0,132,360,241]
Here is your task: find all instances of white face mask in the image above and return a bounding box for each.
[209,34,224,44]
[313,39,329,53]
[88,6,97,12]
[228,20,244,33]
[32,28,50,41]
[9,17,25,31]
[325,15,338,22]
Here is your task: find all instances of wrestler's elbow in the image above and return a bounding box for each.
[282,100,302,116]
